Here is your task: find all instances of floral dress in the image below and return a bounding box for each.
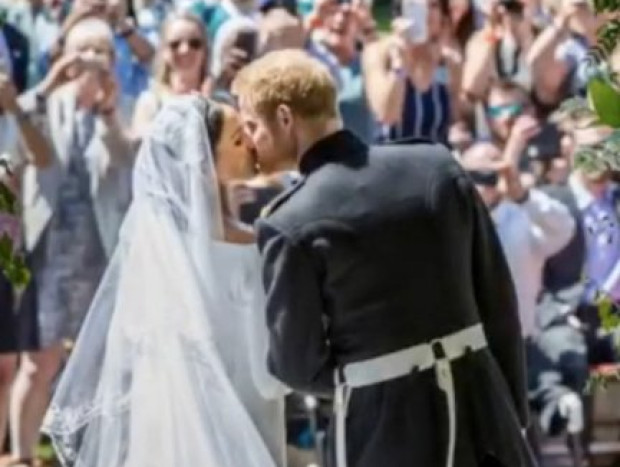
[25,110,107,349]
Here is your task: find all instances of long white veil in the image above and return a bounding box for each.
[42,95,279,467]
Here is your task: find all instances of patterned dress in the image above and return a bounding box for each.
[23,110,107,349]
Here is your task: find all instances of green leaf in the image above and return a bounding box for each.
[588,76,620,128]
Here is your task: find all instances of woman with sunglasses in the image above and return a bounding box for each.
[132,12,210,140]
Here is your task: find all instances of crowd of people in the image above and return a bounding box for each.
[0,0,618,464]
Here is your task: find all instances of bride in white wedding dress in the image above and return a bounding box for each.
[41,95,287,467]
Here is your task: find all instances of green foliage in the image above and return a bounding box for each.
[587,293,620,390]
[587,367,620,393]
[0,232,30,289]
[0,163,30,288]
[597,292,620,331]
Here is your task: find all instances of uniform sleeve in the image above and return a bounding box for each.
[463,175,530,428]
[256,219,335,396]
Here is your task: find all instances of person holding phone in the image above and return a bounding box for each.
[7,17,134,466]
[308,2,374,143]
[462,0,534,105]
[362,0,462,145]
[527,0,603,114]
[211,17,258,95]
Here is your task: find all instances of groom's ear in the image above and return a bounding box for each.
[275,104,293,129]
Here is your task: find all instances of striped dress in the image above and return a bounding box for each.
[376,66,451,145]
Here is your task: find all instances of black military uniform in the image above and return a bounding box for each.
[257,130,535,467]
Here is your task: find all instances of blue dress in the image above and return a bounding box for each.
[376,67,451,145]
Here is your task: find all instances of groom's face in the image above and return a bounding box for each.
[239,98,297,174]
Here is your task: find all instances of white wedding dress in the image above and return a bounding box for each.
[42,95,287,467]
[212,242,286,465]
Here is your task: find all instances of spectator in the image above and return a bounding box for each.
[258,7,305,55]
[363,0,461,145]
[566,123,620,364]
[459,141,575,340]
[528,284,589,465]
[449,0,475,49]
[0,67,49,466]
[132,11,210,139]
[483,80,538,165]
[42,0,155,123]
[5,0,66,88]
[309,3,373,142]
[528,0,601,115]
[462,0,534,104]
[9,18,134,465]
[0,12,30,94]
[211,16,257,95]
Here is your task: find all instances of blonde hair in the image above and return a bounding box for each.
[153,12,209,90]
[232,49,338,120]
[64,17,115,58]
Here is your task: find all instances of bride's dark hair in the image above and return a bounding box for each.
[204,93,238,153]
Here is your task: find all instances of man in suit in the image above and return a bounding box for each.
[233,49,535,467]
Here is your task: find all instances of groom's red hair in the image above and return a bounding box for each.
[231,49,338,122]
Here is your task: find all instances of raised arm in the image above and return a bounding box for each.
[1,76,52,169]
[362,38,406,125]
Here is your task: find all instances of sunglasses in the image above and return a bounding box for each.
[487,103,523,120]
[467,170,499,187]
[167,38,204,51]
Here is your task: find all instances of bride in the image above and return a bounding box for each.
[41,95,287,466]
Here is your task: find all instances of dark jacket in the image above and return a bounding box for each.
[2,23,29,93]
[540,183,586,293]
[257,130,534,467]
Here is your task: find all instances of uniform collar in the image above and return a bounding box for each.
[298,129,366,176]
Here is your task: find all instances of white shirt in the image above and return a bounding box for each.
[0,114,19,159]
[491,189,575,337]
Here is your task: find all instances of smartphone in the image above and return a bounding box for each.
[523,124,561,163]
[234,31,258,61]
[401,0,428,44]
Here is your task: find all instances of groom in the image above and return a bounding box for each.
[233,50,536,467]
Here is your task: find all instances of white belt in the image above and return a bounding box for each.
[333,323,488,467]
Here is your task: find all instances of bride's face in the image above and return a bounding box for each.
[214,104,257,182]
